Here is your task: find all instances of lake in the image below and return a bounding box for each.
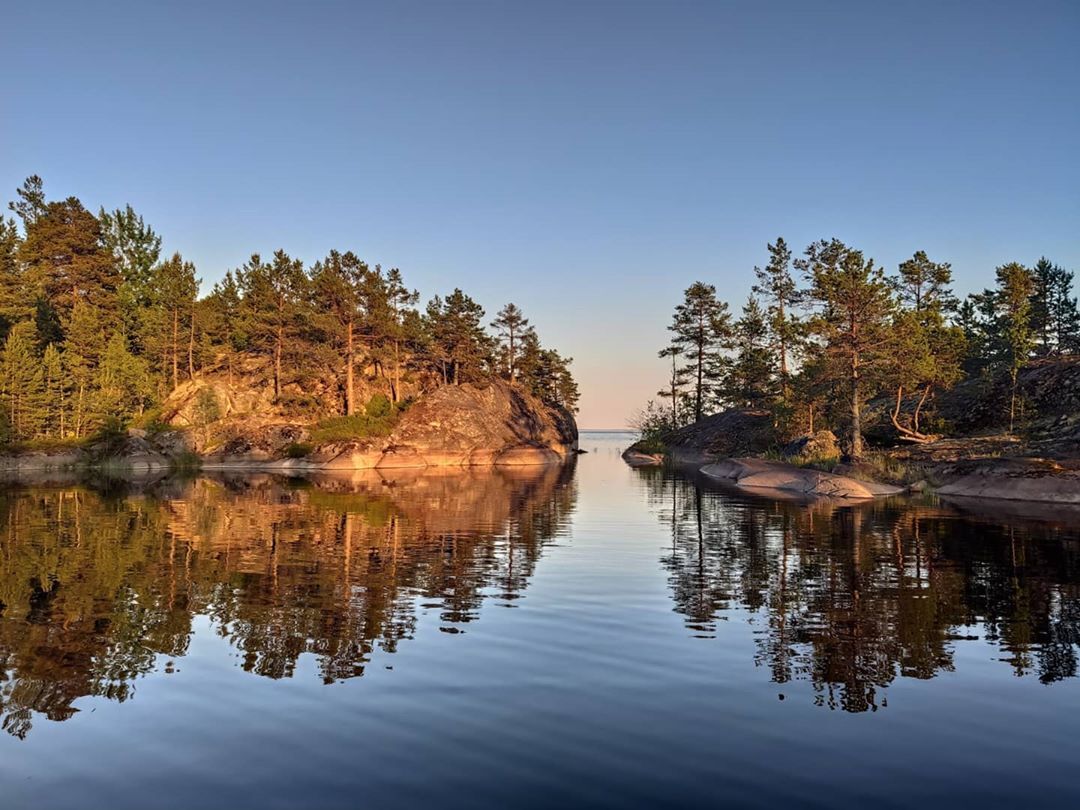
[1,430,1078,809]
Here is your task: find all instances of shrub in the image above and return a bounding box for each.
[284,442,314,458]
[309,396,400,444]
[365,393,392,419]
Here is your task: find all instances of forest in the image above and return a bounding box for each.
[0,176,578,446]
[642,237,1080,457]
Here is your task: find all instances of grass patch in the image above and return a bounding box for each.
[308,394,401,444]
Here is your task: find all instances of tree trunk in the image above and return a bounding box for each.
[890,384,934,443]
[695,341,704,422]
[274,325,283,400]
[345,320,355,416]
[188,303,196,379]
[850,351,863,458]
[172,308,179,391]
[1009,368,1018,432]
[392,340,401,404]
[808,402,814,434]
[778,298,789,401]
[913,384,932,434]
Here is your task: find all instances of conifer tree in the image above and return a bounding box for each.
[1030,257,1080,356]
[667,282,732,422]
[993,262,1036,431]
[152,253,199,391]
[97,332,152,423]
[425,289,490,385]
[727,296,777,409]
[311,250,368,415]
[8,175,46,229]
[382,267,419,403]
[656,344,687,428]
[752,237,799,400]
[888,251,965,440]
[0,217,31,338]
[100,205,162,344]
[798,239,894,458]
[19,197,121,329]
[0,321,46,442]
[203,271,244,384]
[237,251,308,400]
[64,301,108,437]
[491,303,533,383]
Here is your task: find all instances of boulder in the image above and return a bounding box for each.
[700,458,903,500]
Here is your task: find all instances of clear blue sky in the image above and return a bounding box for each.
[2,0,1077,427]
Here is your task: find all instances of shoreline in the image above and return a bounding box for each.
[622,443,1080,506]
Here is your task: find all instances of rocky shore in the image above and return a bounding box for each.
[0,380,578,481]
[623,409,1080,505]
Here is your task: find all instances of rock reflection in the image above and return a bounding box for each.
[0,464,577,738]
[640,467,1080,712]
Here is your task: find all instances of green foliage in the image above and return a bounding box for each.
[284,442,314,458]
[0,322,46,442]
[726,296,777,409]
[308,394,403,444]
[365,392,392,419]
[630,400,676,453]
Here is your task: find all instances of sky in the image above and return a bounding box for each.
[2,0,1078,427]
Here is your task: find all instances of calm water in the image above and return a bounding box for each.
[2,431,1079,809]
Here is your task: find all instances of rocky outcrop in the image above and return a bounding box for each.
[701,458,904,500]
[202,380,577,470]
[622,408,773,466]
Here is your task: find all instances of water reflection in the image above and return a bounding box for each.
[638,466,1080,712]
[0,464,577,738]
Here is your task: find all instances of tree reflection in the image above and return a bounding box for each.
[0,464,577,738]
[642,468,1080,712]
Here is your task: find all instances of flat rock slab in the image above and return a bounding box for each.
[936,458,1080,504]
[701,458,903,500]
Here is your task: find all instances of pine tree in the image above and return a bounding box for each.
[0,321,46,442]
[798,239,894,458]
[97,332,152,424]
[1030,257,1080,356]
[889,251,965,440]
[152,253,199,391]
[100,204,162,347]
[237,251,308,400]
[491,303,534,383]
[8,175,46,229]
[993,262,1036,431]
[667,282,732,422]
[310,250,368,415]
[19,197,121,329]
[727,296,777,409]
[656,344,687,427]
[382,267,419,403]
[64,300,108,437]
[425,289,491,385]
[0,217,31,338]
[203,270,244,384]
[752,237,800,401]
